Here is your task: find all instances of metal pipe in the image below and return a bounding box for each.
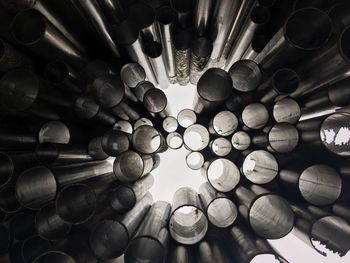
[34,250,77,263]
[293,0,342,11]
[120,62,146,89]
[193,68,232,114]
[10,212,36,241]
[101,130,130,157]
[135,80,154,101]
[113,150,155,182]
[209,137,232,157]
[195,235,232,263]
[279,164,342,206]
[171,0,196,29]
[35,202,71,241]
[108,173,154,213]
[174,28,192,85]
[241,103,269,129]
[156,6,177,83]
[163,116,178,132]
[255,8,332,73]
[231,131,251,151]
[167,242,194,263]
[177,109,197,128]
[89,193,153,260]
[225,6,270,68]
[143,87,170,117]
[0,186,21,213]
[241,149,278,184]
[114,120,133,134]
[134,117,154,130]
[166,132,183,149]
[81,60,116,84]
[112,20,157,85]
[88,136,109,160]
[10,9,88,68]
[125,201,171,262]
[190,37,212,85]
[194,0,214,36]
[252,123,299,153]
[97,0,125,25]
[169,187,208,245]
[234,186,294,239]
[186,151,205,170]
[273,98,301,124]
[0,39,34,72]
[132,125,166,154]
[199,182,237,228]
[183,124,210,151]
[332,203,350,222]
[229,59,262,92]
[201,158,240,192]
[21,235,52,263]
[241,34,270,61]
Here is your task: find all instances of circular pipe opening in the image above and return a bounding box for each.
[74,95,99,119]
[132,126,162,154]
[242,103,269,129]
[125,236,165,262]
[229,60,262,92]
[113,121,133,134]
[268,123,299,153]
[191,37,212,58]
[272,68,299,94]
[0,186,21,213]
[135,81,155,101]
[251,35,270,53]
[167,132,183,149]
[39,121,70,144]
[177,109,197,128]
[207,198,237,228]
[242,150,278,184]
[206,159,240,192]
[134,118,153,130]
[56,184,97,224]
[212,111,238,136]
[339,22,350,61]
[143,88,168,113]
[88,137,109,161]
[183,124,209,151]
[34,251,76,263]
[210,137,232,157]
[171,0,195,13]
[163,116,178,132]
[0,152,14,187]
[92,75,125,108]
[186,152,204,170]
[102,130,130,157]
[145,41,163,59]
[273,98,301,124]
[231,131,251,151]
[120,63,146,89]
[156,6,176,24]
[44,61,69,85]
[127,2,155,30]
[108,185,136,213]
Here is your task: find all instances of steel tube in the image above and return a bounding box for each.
[120,62,146,89]
[10,212,36,241]
[163,116,178,132]
[241,34,269,61]
[97,0,124,25]
[132,125,166,154]
[193,68,232,114]
[143,88,170,117]
[88,136,109,161]
[241,103,269,129]
[255,8,332,73]
[0,186,21,213]
[101,130,130,157]
[169,187,208,245]
[186,151,205,170]
[279,164,342,206]
[225,6,270,68]
[0,128,38,151]
[125,201,171,263]
[273,98,301,124]
[231,131,251,151]
[234,186,294,239]
[199,182,237,228]
[171,0,196,29]
[174,28,192,85]
[183,124,210,151]
[11,9,88,68]
[21,235,52,263]
[209,137,232,157]
[89,193,153,260]
[156,6,176,83]
[166,132,183,149]
[229,60,262,92]
[194,0,214,36]
[190,37,212,85]
[0,39,34,72]
[177,109,197,128]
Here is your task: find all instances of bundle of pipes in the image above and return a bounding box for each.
[0,0,350,262]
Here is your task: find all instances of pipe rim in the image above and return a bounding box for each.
[177,109,197,128]
[166,132,183,149]
[231,131,251,151]
[132,126,162,154]
[229,60,262,92]
[39,121,70,144]
[113,151,148,182]
[183,124,210,151]
[163,116,178,132]
[272,68,300,94]
[143,88,168,113]
[207,197,237,228]
[186,151,204,170]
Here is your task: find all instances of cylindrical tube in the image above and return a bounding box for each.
[97,0,125,25]
[163,116,178,132]
[209,137,232,157]
[114,120,133,134]
[132,125,166,154]
[177,109,197,128]
[0,39,34,72]
[171,0,196,29]
[231,131,251,151]
[241,34,270,61]
[143,88,170,117]
[166,132,183,149]
[174,28,192,85]
[183,124,210,151]
[186,151,205,170]
[169,187,208,245]
[194,0,214,36]
[273,98,301,124]
[120,62,146,89]
[241,103,269,129]
[88,136,109,161]
[101,130,130,157]
[134,117,154,130]
[190,37,212,85]
[228,59,262,92]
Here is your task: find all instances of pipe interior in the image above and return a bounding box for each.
[231,131,251,150]
[45,61,69,84]
[145,41,163,58]
[207,197,237,228]
[135,81,155,101]
[109,185,136,212]
[177,109,197,128]
[114,151,147,182]
[39,121,70,144]
[242,150,278,184]
[273,98,301,124]
[163,116,178,132]
[0,153,13,186]
[186,152,204,170]
[268,123,299,153]
[120,63,146,88]
[207,158,240,192]
[102,130,130,156]
[167,132,183,149]
[210,137,232,157]
[272,68,299,94]
[213,111,238,136]
[229,60,262,92]
[340,25,350,60]
[242,103,269,129]
[183,124,209,151]
[143,88,167,113]
[132,126,162,154]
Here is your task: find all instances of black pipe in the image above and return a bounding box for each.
[228,59,262,92]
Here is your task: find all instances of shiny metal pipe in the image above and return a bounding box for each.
[134,117,154,130]
[174,28,192,85]
[166,132,183,149]
[199,182,237,228]
[97,0,125,25]
[193,68,232,114]
[0,223,10,254]
[101,130,130,157]
[120,62,146,89]
[231,131,251,151]
[273,98,301,124]
[0,39,34,72]
[235,186,294,239]
[241,34,269,61]
[108,173,154,213]
[186,151,205,170]
[228,224,288,262]
[225,6,270,68]
[113,150,155,182]
[171,0,196,29]
[88,136,109,161]
[183,124,210,151]
[201,158,240,192]
[35,202,71,241]
[255,8,332,73]
[241,149,278,184]
[135,81,155,101]
[21,235,52,263]
[143,88,170,117]
[209,137,232,157]
[163,116,178,132]
[169,187,208,245]
[112,20,157,85]
[177,109,197,128]
[11,9,88,68]
[156,6,176,83]
[241,102,269,129]
[89,193,153,260]
[252,123,299,153]
[132,125,166,154]
[279,164,342,206]
[10,212,36,241]
[229,59,262,92]
[194,0,214,36]
[329,3,350,36]
[190,37,212,85]
[0,186,21,213]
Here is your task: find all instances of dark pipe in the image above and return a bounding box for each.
[34,251,76,263]
[97,0,125,25]
[196,235,231,263]
[11,9,88,68]
[120,62,146,89]
[101,130,130,157]
[174,28,192,85]
[194,0,214,36]
[329,3,350,36]
[190,37,212,85]
[88,136,109,161]
[228,60,262,92]
[167,242,194,263]
[241,103,269,130]
[0,223,11,254]
[10,212,36,241]
[163,116,178,133]
[21,235,52,263]
[134,117,154,130]
[0,128,38,151]
[143,88,170,117]
[0,39,34,72]
[231,131,251,151]
[273,98,301,124]
[170,0,196,29]
[0,186,21,213]
[132,125,166,154]
[242,34,270,61]
[135,80,155,101]
[113,120,133,134]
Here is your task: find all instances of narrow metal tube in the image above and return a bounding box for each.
[241,34,270,61]
[183,124,210,151]
[156,6,177,83]
[231,131,251,151]
[225,6,270,68]
[125,201,171,262]
[166,132,183,149]
[89,193,153,260]
[145,41,170,89]
[88,136,109,161]
[101,130,130,157]
[273,98,301,124]
[193,68,232,114]
[171,0,196,29]
[241,149,278,184]
[163,116,178,132]
[186,151,205,170]
[120,63,146,89]
[35,202,71,241]
[143,88,170,117]
[0,39,34,72]
[228,59,262,92]
[132,125,166,154]
[0,186,21,213]
[255,8,332,73]
[190,37,212,85]
[177,109,197,128]
[209,137,232,157]
[174,28,192,85]
[10,9,88,68]
[97,0,125,25]
[169,187,208,245]
[167,242,194,263]
[194,0,214,36]
[199,182,237,228]
[241,103,269,129]
[279,164,342,206]
[195,235,231,263]
[113,150,155,182]
[202,158,240,192]
[21,235,52,263]
[10,212,36,241]
[235,186,295,239]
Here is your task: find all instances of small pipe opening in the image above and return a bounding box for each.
[242,103,269,129]
[212,111,238,136]
[268,123,299,153]
[108,185,136,212]
[272,68,299,94]
[39,121,70,144]
[102,130,130,156]
[132,126,162,154]
[143,88,167,113]
[120,63,146,89]
[231,131,251,151]
[177,109,197,128]
[113,121,133,134]
[230,60,262,92]
[207,159,240,192]
[163,116,178,132]
[167,132,183,149]
[210,137,232,157]
[183,124,209,151]
[113,151,148,182]
[186,152,204,170]
[207,197,237,228]
[273,98,301,124]
[134,118,153,130]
